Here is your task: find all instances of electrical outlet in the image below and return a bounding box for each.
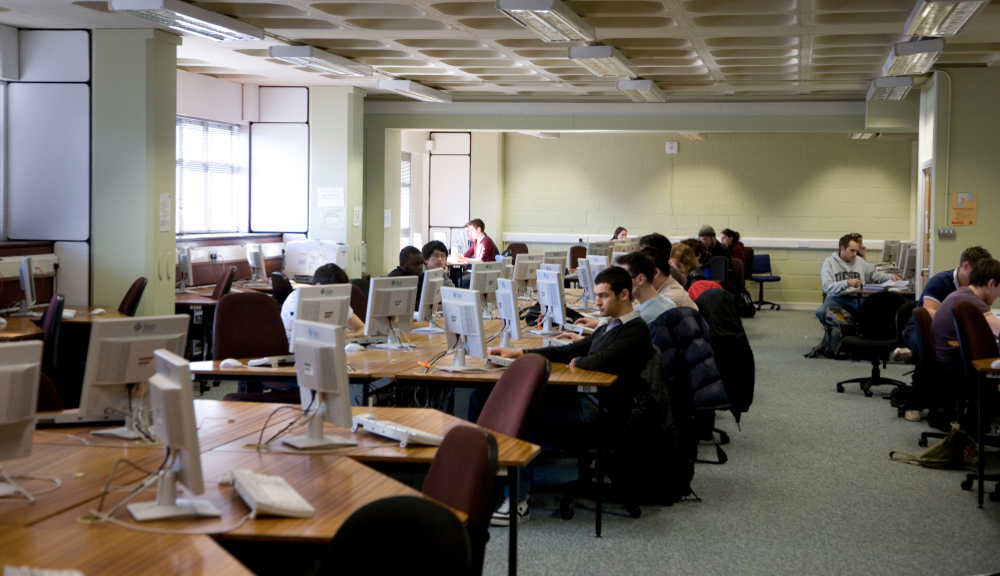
[937,227,956,238]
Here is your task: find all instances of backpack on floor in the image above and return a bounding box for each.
[890,422,977,469]
[805,306,855,359]
[734,288,756,319]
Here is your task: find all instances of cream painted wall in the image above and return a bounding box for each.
[503,132,914,305]
[471,132,503,246]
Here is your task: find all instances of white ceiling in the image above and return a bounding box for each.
[0,0,998,100]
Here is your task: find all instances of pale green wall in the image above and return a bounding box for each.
[866,91,920,132]
[92,29,179,316]
[471,132,503,246]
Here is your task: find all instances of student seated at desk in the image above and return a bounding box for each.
[816,233,900,326]
[280,263,365,339]
[387,245,425,311]
[671,244,706,290]
[482,267,656,524]
[454,219,497,288]
[422,240,455,288]
[569,252,675,336]
[642,246,697,311]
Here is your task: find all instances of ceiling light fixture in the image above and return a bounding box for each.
[109,0,264,42]
[617,79,666,102]
[269,46,372,76]
[679,133,706,140]
[849,133,877,140]
[496,0,595,43]
[866,76,914,101]
[520,132,560,138]
[377,80,453,103]
[904,0,991,37]
[568,45,638,78]
[882,38,946,76]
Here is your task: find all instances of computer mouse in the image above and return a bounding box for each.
[90,308,106,315]
[0,318,6,328]
[218,472,233,486]
[220,358,243,368]
[991,359,1000,369]
[345,343,365,352]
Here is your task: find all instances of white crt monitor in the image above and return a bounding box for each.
[532,269,566,335]
[0,341,42,464]
[439,287,487,372]
[128,349,220,521]
[882,240,901,265]
[542,251,567,270]
[285,320,357,449]
[494,278,521,348]
[290,284,353,352]
[576,257,597,310]
[79,315,190,439]
[413,268,445,334]
[365,276,418,348]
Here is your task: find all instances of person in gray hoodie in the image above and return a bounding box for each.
[815,233,900,324]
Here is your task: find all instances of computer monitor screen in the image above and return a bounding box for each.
[612,240,630,254]
[18,257,36,313]
[512,254,542,299]
[470,261,502,296]
[177,247,195,292]
[0,341,42,463]
[576,257,596,310]
[127,349,220,521]
[78,315,190,439]
[612,251,628,264]
[902,247,917,280]
[283,320,357,449]
[495,278,521,347]
[536,269,566,327]
[415,267,445,324]
[542,251,567,270]
[247,244,266,282]
[587,241,612,261]
[440,287,487,371]
[587,255,608,278]
[881,240,900,265]
[291,285,352,352]
[365,276,418,348]
[897,241,913,266]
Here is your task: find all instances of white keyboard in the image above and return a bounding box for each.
[485,355,514,367]
[247,354,295,367]
[4,568,84,576]
[351,413,443,448]
[230,469,315,518]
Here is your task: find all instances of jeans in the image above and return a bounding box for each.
[815,294,859,325]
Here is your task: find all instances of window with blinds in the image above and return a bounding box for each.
[176,116,243,234]
[400,152,412,249]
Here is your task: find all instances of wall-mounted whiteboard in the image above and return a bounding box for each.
[19,30,89,82]
[250,123,309,233]
[7,83,90,241]
[431,132,471,155]
[259,87,307,123]
[429,155,470,228]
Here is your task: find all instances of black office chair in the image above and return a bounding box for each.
[836,291,907,397]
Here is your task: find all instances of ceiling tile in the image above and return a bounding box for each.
[704,36,799,47]
[814,12,908,25]
[601,37,693,48]
[814,34,907,46]
[347,18,450,30]
[191,2,307,17]
[312,3,425,17]
[565,1,669,15]
[420,49,507,58]
[240,18,339,28]
[814,0,914,11]
[458,17,523,29]
[584,16,676,27]
[692,14,798,26]
[715,58,798,66]
[442,59,521,67]
[398,39,488,48]
[709,48,799,57]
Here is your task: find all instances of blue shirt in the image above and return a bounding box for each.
[636,295,677,325]
[920,268,959,307]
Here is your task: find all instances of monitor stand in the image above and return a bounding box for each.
[529,313,562,336]
[128,470,221,522]
[9,299,34,318]
[175,277,197,294]
[371,327,412,351]
[412,311,445,334]
[435,349,488,373]
[0,466,35,503]
[283,411,358,450]
[92,415,144,440]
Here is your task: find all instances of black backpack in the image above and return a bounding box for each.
[734,289,756,318]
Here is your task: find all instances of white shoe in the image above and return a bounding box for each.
[490,497,529,526]
[890,347,913,362]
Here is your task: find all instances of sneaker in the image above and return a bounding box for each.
[904,410,922,422]
[890,347,913,362]
[490,497,529,526]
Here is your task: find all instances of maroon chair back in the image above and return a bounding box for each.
[213,291,289,360]
[953,300,1000,381]
[507,243,528,258]
[732,258,745,291]
[477,354,549,440]
[350,283,368,324]
[40,293,64,374]
[211,267,237,300]
[569,245,587,267]
[37,372,63,412]
[117,277,147,317]
[742,246,755,281]
[422,426,497,576]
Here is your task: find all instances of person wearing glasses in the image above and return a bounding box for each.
[816,233,900,325]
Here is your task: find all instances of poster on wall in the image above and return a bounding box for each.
[951,192,977,226]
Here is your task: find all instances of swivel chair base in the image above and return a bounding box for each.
[836,360,905,397]
[754,283,780,310]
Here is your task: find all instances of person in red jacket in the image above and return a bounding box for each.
[456,218,497,264]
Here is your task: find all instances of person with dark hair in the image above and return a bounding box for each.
[616,251,676,324]
[456,218,497,265]
[387,246,425,311]
[816,233,900,325]
[280,262,364,338]
[612,226,628,241]
[484,264,655,523]
[921,246,992,317]
[697,224,731,265]
[421,240,455,289]
[680,238,708,262]
[642,247,697,310]
[720,228,745,264]
[639,232,672,254]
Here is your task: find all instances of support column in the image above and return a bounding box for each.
[92,29,179,316]
[309,86,365,277]
[365,126,401,277]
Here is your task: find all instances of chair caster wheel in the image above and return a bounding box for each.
[559,505,574,520]
[836,384,844,393]
[918,438,928,447]
[863,390,873,398]
[625,505,641,519]
[961,479,974,491]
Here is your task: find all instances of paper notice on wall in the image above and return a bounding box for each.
[384,209,391,228]
[353,207,363,227]
[159,193,172,232]
[951,192,977,226]
[318,187,345,208]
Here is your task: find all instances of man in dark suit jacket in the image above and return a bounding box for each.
[484,266,655,525]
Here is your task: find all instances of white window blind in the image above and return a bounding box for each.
[176,116,242,234]
[400,152,411,249]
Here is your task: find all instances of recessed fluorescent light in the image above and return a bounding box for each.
[904,0,991,37]
[866,76,914,101]
[679,133,705,140]
[849,133,877,140]
[109,0,264,42]
[377,80,453,103]
[882,38,946,76]
[568,45,638,79]
[269,46,372,76]
[617,79,665,102]
[521,132,560,138]
[496,0,595,43]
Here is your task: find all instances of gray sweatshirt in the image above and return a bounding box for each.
[821,252,891,295]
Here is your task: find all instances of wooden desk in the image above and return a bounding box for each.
[61,306,128,323]
[175,287,223,307]
[0,317,43,341]
[0,527,254,576]
[34,400,301,453]
[38,450,439,543]
[969,358,1000,507]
